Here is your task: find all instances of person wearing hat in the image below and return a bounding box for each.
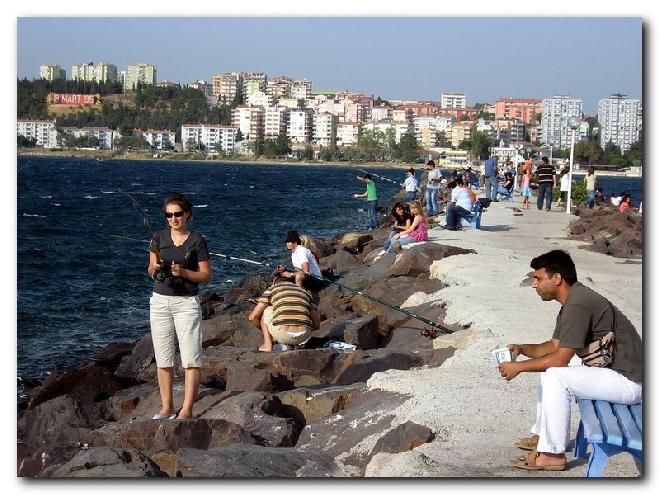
[353,173,379,229]
[280,230,323,290]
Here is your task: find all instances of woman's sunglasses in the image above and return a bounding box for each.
[165,211,185,219]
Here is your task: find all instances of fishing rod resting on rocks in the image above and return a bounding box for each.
[99,231,447,337]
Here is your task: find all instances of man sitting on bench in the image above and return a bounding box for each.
[497,250,642,471]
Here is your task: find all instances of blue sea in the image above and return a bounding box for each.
[16,156,643,383]
[17,156,401,382]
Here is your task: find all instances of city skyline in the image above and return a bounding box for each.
[17,17,642,115]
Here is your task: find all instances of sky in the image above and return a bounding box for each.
[16,17,642,115]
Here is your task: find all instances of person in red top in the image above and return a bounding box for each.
[618,194,632,212]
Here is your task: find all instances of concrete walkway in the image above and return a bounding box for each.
[364,197,643,477]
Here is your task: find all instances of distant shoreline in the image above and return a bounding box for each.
[17,148,424,171]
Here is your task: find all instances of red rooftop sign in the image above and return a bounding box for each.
[48,93,100,106]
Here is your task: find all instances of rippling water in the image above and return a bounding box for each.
[17,156,401,381]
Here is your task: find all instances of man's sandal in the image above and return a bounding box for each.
[512,451,565,471]
[514,434,539,451]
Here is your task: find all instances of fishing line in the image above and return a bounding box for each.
[357,168,399,185]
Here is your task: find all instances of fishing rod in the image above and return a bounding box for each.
[302,271,450,335]
[96,232,271,267]
[357,168,400,185]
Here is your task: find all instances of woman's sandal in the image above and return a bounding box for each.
[512,451,565,471]
[514,434,539,451]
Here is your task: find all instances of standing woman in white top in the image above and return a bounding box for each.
[556,167,570,207]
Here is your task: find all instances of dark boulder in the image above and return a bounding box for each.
[50,447,167,477]
[368,421,434,459]
[169,444,342,477]
[114,333,156,381]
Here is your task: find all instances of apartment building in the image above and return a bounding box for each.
[71,63,96,82]
[188,80,213,97]
[247,91,273,108]
[371,106,392,122]
[264,106,290,139]
[242,73,267,100]
[392,108,413,123]
[287,108,314,143]
[336,122,360,147]
[449,123,474,148]
[212,73,241,103]
[597,94,642,151]
[291,80,312,100]
[541,95,584,149]
[266,76,292,99]
[232,106,265,140]
[181,124,237,153]
[413,116,453,145]
[133,129,176,150]
[61,127,116,149]
[441,92,467,109]
[39,65,66,81]
[313,112,337,147]
[495,97,542,124]
[17,120,58,148]
[125,63,157,90]
[493,119,525,145]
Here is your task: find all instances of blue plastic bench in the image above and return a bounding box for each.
[574,399,643,477]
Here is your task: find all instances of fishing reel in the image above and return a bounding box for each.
[153,262,171,282]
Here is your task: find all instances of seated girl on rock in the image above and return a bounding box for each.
[379,202,413,255]
[382,201,428,255]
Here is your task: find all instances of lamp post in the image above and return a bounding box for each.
[566,115,581,214]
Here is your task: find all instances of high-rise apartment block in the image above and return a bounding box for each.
[133,129,176,150]
[313,112,337,147]
[597,94,642,151]
[287,108,314,143]
[125,63,157,90]
[541,95,584,149]
[264,106,290,139]
[39,65,66,81]
[71,62,117,83]
[242,73,267,100]
[212,73,241,104]
[495,98,542,124]
[266,76,292,100]
[291,80,312,100]
[232,106,265,140]
[441,92,467,109]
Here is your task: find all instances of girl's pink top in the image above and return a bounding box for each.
[409,215,428,242]
[523,174,531,187]
[619,201,631,213]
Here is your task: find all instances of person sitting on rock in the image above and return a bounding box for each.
[248,274,320,352]
[382,200,428,255]
[618,193,632,213]
[379,202,413,255]
[498,250,642,472]
[280,230,323,291]
[496,171,515,202]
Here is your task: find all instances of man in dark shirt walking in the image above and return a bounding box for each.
[498,250,642,471]
[535,157,556,211]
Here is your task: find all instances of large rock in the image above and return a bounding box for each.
[569,207,642,258]
[200,392,298,447]
[202,311,263,349]
[311,315,380,349]
[169,444,343,477]
[367,421,434,459]
[18,395,101,450]
[50,447,167,477]
[114,333,156,381]
[98,382,159,421]
[27,363,123,413]
[388,244,476,277]
[116,418,255,454]
[276,383,365,424]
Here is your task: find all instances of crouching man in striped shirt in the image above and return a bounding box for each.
[248,274,321,352]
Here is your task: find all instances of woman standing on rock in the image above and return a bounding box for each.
[147,193,212,420]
